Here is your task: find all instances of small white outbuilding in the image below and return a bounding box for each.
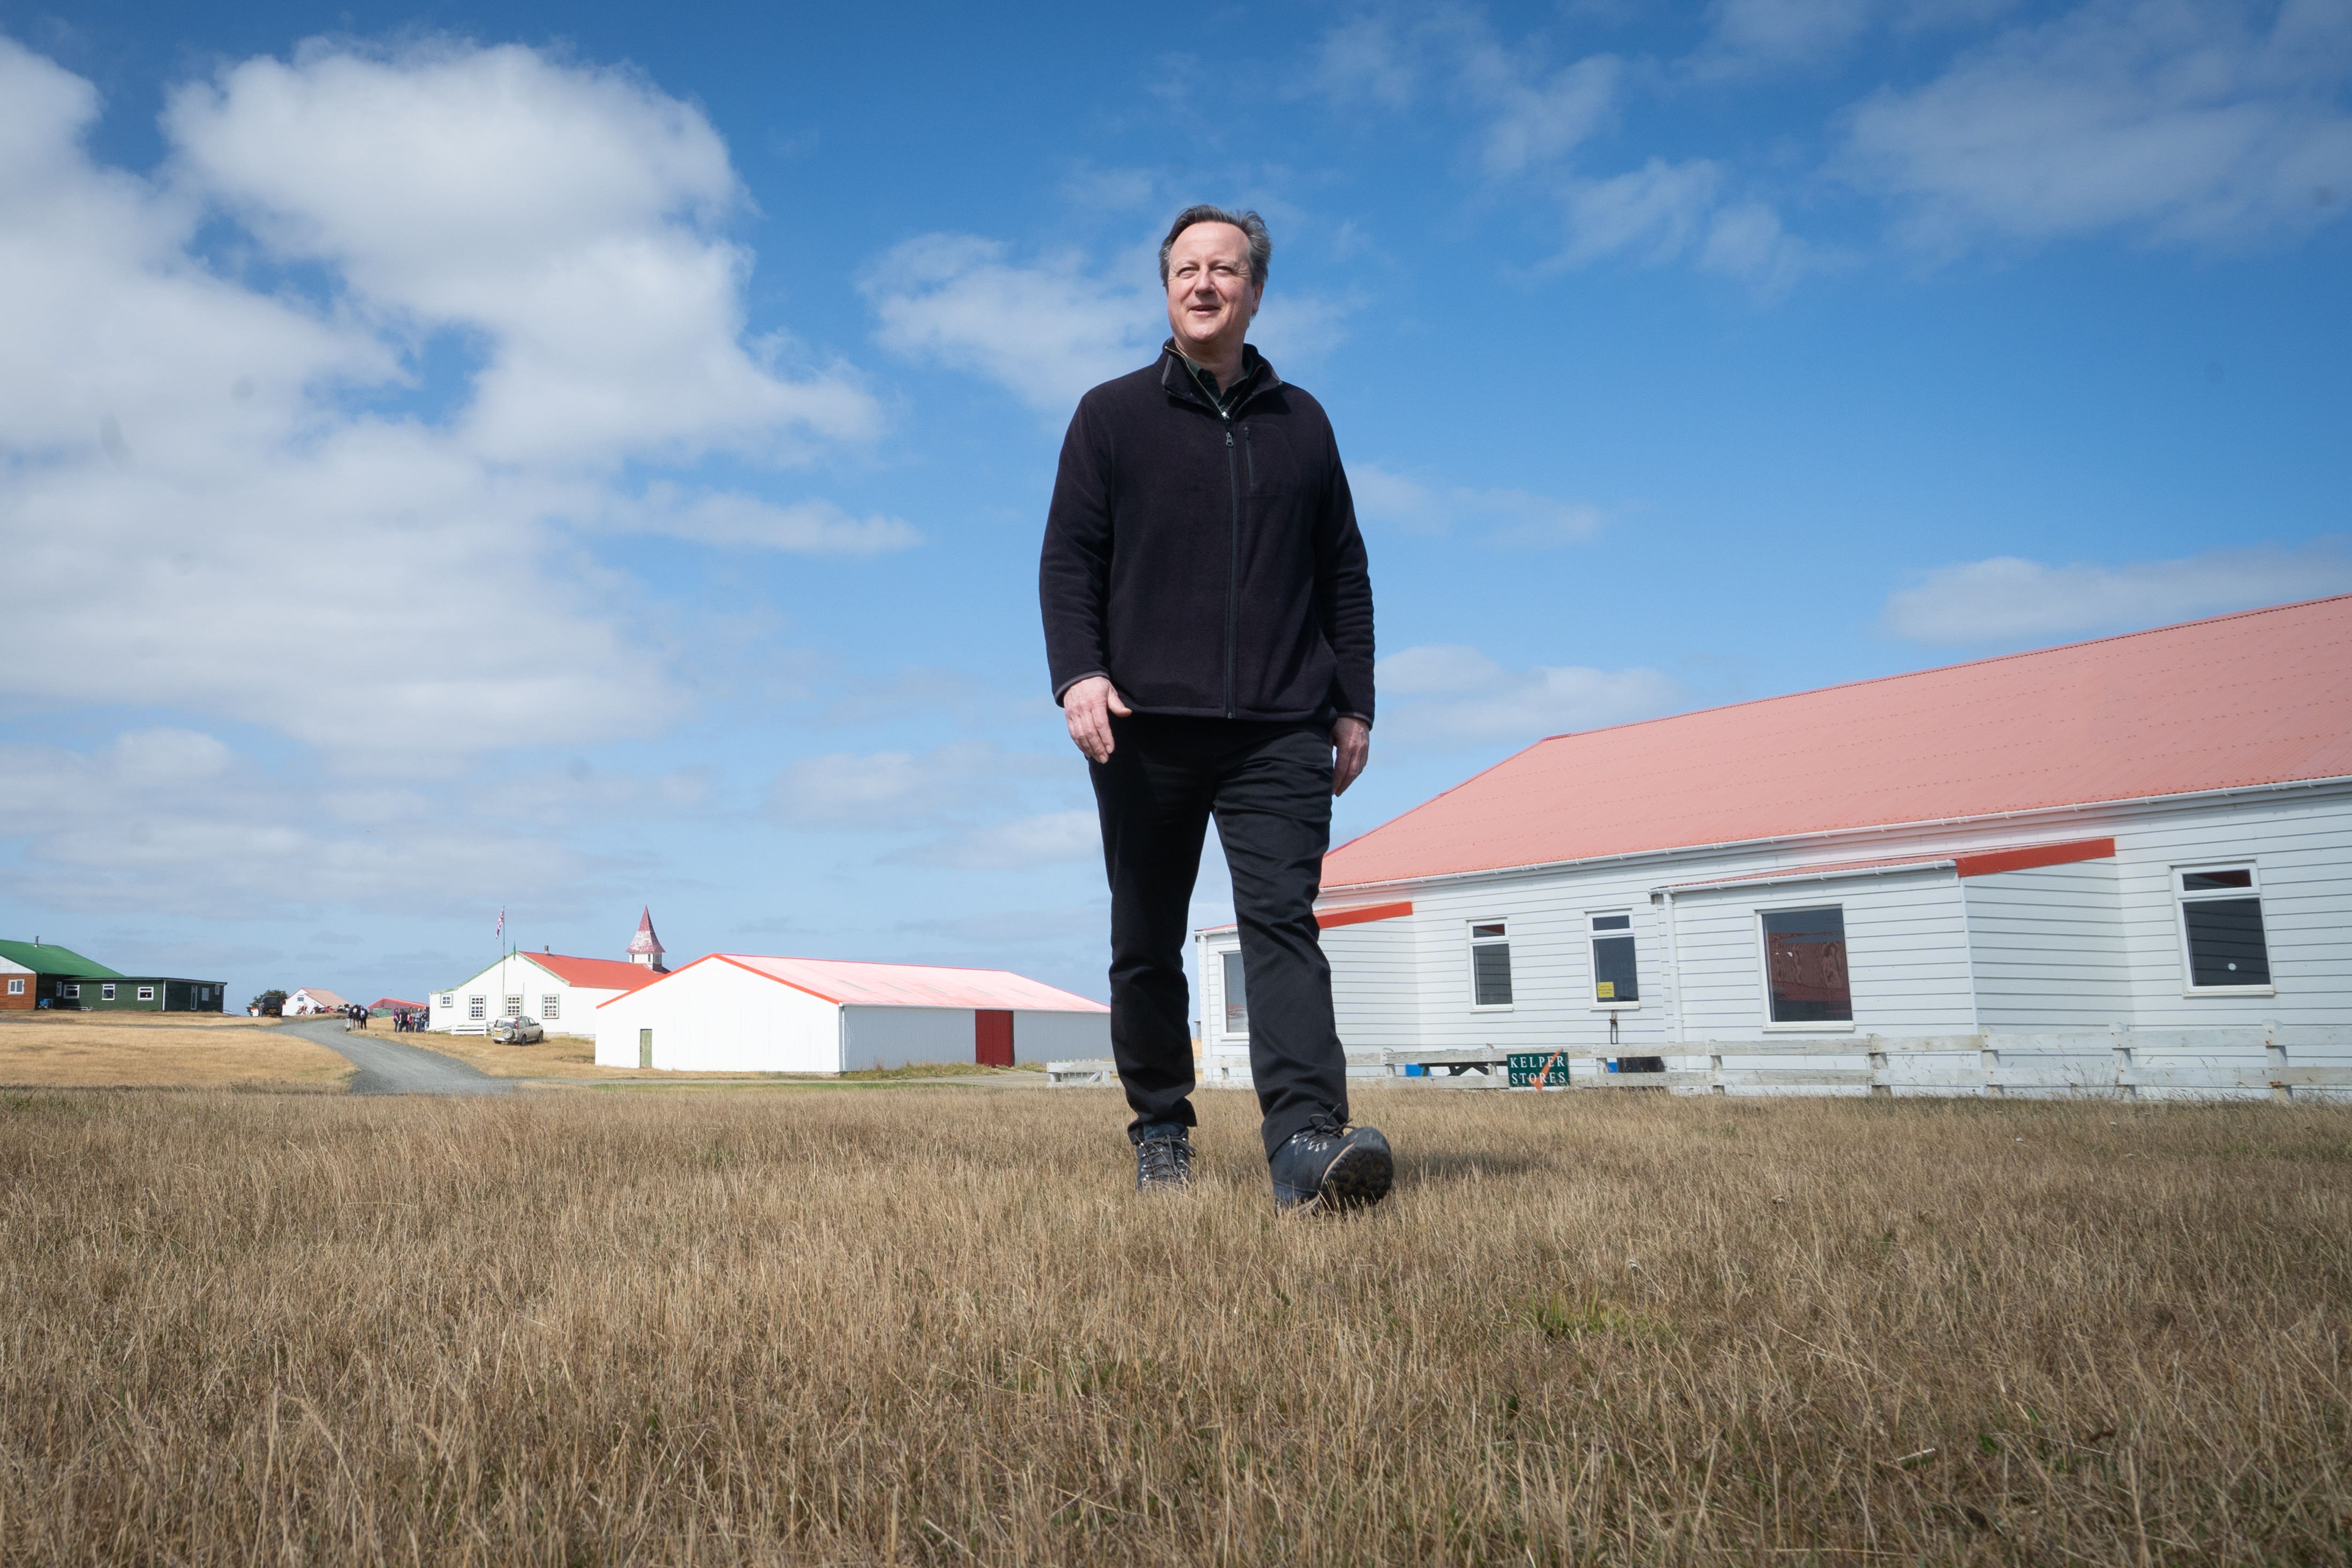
[593,955,1109,1073]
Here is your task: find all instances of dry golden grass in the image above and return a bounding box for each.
[0,1015,352,1090]
[2,1087,2347,1565]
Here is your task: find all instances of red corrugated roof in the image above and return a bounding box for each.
[600,953,1107,1012]
[530,953,662,992]
[1325,595,2352,889]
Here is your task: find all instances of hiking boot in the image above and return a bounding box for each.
[1135,1132,1193,1191]
[1269,1118,1393,1212]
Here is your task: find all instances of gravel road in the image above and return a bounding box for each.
[282,1017,514,1096]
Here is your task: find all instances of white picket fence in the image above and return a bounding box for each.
[1048,1025,2352,1100]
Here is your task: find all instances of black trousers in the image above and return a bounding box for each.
[1089,714,1348,1158]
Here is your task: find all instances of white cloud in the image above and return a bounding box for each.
[1374,645,1684,748]
[1881,543,2352,643]
[1314,13,1621,174]
[771,741,1015,827]
[1844,0,2352,251]
[0,36,890,764]
[862,232,1358,415]
[0,728,586,918]
[1555,159,1821,292]
[163,40,878,465]
[1315,16,1419,110]
[1350,463,1603,546]
[1559,157,1727,264]
[863,233,1160,414]
[899,809,1102,871]
[1467,52,1622,177]
[605,485,919,554]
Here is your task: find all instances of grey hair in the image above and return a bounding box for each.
[1158,205,1271,290]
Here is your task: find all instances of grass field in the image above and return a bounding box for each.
[2,1086,2347,1565]
[0,1011,352,1090]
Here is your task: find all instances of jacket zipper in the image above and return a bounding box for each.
[1223,413,1239,719]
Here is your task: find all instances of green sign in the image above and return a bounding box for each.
[1507,1051,1571,1088]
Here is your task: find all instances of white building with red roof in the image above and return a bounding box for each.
[592,955,1109,1073]
[1196,596,2352,1095]
[428,914,670,1035]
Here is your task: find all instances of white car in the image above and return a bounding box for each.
[487,1016,545,1044]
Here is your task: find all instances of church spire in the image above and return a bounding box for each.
[627,906,667,972]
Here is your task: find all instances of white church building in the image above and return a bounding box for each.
[429,907,669,1036]
[1197,595,2352,1097]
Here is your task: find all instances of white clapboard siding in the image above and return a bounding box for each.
[1966,858,2132,1030]
[2110,788,2352,1028]
[1324,917,1421,1049]
[1671,867,1976,1038]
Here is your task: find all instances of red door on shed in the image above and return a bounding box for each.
[974,1009,1014,1067]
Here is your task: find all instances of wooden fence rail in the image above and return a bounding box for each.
[1049,1025,2352,1100]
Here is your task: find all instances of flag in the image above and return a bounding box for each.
[495,908,504,940]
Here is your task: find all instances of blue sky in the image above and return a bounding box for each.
[2,0,2347,1010]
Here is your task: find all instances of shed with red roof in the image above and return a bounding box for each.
[1195,597,2352,1090]
[591,954,1109,1073]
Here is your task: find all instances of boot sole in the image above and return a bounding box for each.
[1317,1140,1393,1211]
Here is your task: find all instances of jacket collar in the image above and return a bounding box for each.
[1158,339,1280,414]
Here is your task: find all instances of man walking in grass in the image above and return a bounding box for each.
[1040,204,1391,1211]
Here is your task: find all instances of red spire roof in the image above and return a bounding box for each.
[1323,595,2352,890]
[627,906,664,958]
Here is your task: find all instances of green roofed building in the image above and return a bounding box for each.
[0,940,225,1013]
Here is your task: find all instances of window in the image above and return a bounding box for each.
[1589,913,1639,1005]
[541,994,561,1020]
[440,994,454,1009]
[62,984,78,1000]
[468,996,486,1020]
[1469,922,1513,1007]
[2175,866,2272,990]
[1221,951,1247,1035]
[5,979,21,996]
[137,986,155,1001]
[101,983,116,1001]
[504,995,523,1019]
[1761,906,1851,1024]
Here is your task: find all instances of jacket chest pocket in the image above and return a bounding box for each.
[1240,424,1303,499]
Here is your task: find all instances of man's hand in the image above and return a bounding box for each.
[1064,675,1132,764]
[1332,716,1370,795]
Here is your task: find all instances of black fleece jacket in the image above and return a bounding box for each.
[1039,343,1375,727]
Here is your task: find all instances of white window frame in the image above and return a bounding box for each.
[5,978,21,996]
[1467,919,1514,1011]
[62,983,78,1000]
[1753,900,1857,1033]
[2172,862,2276,997]
[468,995,486,1021]
[440,994,455,1009]
[1587,911,1641,1012]
[137,986,155,1002]
[1217,947,1248,1038]
[101,983,117,1001]
[540,993,561,1021]
[504,994,523,1019]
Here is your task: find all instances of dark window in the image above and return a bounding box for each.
[2181,869,2253,892]
[62,984,79,999]
[1471,923,1512,1006]
[2183,897,2271,987]
[1221,951,1247,1035]
[1762,906,1852,1023]
[1590,914,1639,1004]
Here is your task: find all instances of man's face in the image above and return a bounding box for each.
[1163,222,1261,359]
